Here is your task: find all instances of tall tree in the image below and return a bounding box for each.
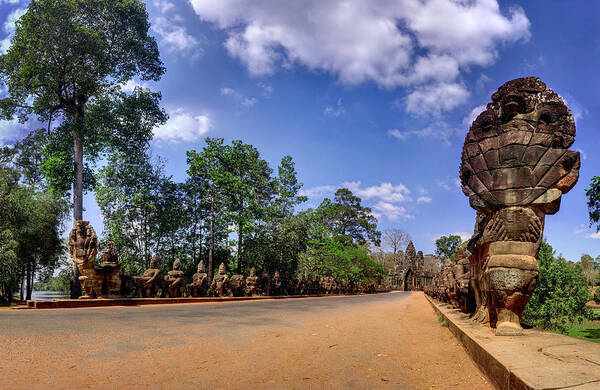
[0,0,165,220]
[435,235,462,260]
[318,188,381,247]
[221,140,275,274]
[187,138,229,281]
[383,228,411,255]
[586,176,600,233]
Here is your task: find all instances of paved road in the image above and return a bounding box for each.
[1,292,490,389]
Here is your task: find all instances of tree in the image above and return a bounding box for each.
[522,240,592,333]
[0,0,165,220]
[187,138,229,281]
[317,188,381,247]
[435,235,462,260]
[580,254,599,286]
[220,140,275,274]
[383,228,411,255]
[586,176,600,233]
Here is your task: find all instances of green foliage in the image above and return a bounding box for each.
[580,254,599,286]
[594,288,600,304]
[33,267,70,293]
[435,235,462,259]
[316,188,381,247]
[586,176,600,232]
[300,237,385,285]
[0,0,166,220]
[522,240,593,334]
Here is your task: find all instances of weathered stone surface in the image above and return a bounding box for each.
[68,222,122,298]
[387,241,432,291]
[164,259,185,297]
[133,255,162,298]
[187,261,209,297]
[245,267,259,296]
[211,263,231,297]
[431,77,580,335]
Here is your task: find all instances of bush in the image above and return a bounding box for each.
[522,240,592,333]
[594,288,600,304]
[300,237,386,285]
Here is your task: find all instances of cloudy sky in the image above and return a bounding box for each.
[1,0,599,260]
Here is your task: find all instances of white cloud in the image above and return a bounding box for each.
[298,185,336,199]
[121,79,150,93]
[1,7,26,54]
[324,98,345,117]
[189,0,529,113]
[258,82,273,95]
[343,181,411,203]
[437,177,462,191]
[0,118,21,145]
[150,1,202,59]
[417,196,432,204]
[463,104,487,127]
[4,7,25,33]
[585,232,600,240]
[405,83,470,116]
[153,108,212,143]
[388,121,459,146]
[372,201,414,221]
[220,87,258,107]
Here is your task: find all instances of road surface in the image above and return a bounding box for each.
[0,291,490,389]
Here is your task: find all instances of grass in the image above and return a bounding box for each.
[566,307,600,343]
[438,315,448,327]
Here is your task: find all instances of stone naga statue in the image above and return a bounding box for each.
[460,77,580,335]
[68,221,99,298]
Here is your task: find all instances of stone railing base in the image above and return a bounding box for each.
[426,295,600,390]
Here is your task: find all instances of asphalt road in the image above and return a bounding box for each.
[1,292,490,389]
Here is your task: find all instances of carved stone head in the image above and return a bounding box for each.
[460,77,580,214]
[218,262,226,275]
[249,267,256,277]
[173,258,181,271]
[261,270,269,279]
[197,260,206,274]
[274,270,280,279]
[150,255,159,269]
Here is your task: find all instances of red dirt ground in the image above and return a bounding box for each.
[1,292,490,389]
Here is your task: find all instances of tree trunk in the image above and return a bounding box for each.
[73,126,83,221]
[237,198,243,274]
[208,187,214,282]
[19,269,24,301]
[26,260,34,301]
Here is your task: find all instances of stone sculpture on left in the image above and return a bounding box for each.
[68,221,121,298]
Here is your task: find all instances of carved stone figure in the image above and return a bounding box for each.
[211,263,230,297]
[453,247,473,313]
[257,270,270,296]
[133,255,162,298]
[100,241,121,296]
[68,221,99,298]
[270,271,282,296]
[459,77,580,335]
[229,275,245,297]
[245,267,259,296]
[164,258,185,297]
[187,261,209,297]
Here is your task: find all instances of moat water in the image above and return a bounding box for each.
[31,291,69,301]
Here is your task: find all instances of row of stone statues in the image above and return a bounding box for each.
[68,221,387,299]
[131,259,386,298]
[427,77,580,336]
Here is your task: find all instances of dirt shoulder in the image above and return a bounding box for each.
[0,292,490,389]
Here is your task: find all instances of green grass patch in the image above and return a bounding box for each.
[438,315,448,327]
[566,307,600,343]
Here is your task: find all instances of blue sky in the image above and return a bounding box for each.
[1,0,599,260]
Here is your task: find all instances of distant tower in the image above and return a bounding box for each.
[405,241,416,269]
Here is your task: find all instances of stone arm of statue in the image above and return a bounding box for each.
[145,270,159,286]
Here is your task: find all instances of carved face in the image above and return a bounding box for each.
[76,221,88,235]
[249,267,256,277]
[460,77,579,211]
[173,258,181,271]
[197,261,206,273]
[150,255,158,269]
[261,270,269,278]
[274,271,280,278]
[219,262,226,275]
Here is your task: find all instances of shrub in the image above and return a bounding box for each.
[594,288,600,304]
[522,240,592,333]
